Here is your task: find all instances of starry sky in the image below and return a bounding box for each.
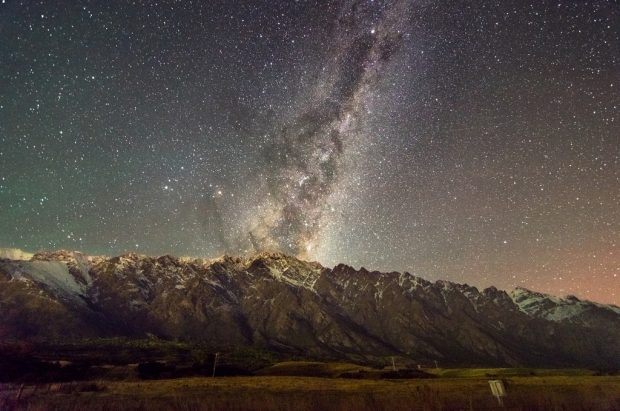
[0,0,618,304]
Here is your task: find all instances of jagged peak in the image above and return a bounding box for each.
[32,249,86,259]
[252,250,290,260]
[244,251,293,266]
[509,285,620,322]
[511,286,539,296]
[243,251,323,270]
[118,251,145,258]
[511,286,580,305]
[2,248,616,311]
[206,254,243,266]
[435,279,457,289]
[154,254,181,265]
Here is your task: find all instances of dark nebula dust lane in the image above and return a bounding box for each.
[0,0,618,303]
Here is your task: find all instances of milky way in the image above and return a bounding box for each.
[245,0,409,257]
[0,0,618,303]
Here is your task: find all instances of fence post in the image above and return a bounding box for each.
[16,384,25,400]
[212,352,220,377]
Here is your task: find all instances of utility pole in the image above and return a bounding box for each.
[391,356,396,371]
[212,352,220,377]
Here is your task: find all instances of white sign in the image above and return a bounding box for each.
[488,380,506,405]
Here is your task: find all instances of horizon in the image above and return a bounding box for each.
[1,245,617,306]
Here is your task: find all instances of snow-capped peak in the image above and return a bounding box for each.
[509,286,620,322]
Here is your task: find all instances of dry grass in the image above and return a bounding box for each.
[2,374,619,411]
[426,367,596,378]
[255,361,375,377]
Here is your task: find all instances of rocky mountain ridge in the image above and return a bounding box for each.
[0,249,618,368]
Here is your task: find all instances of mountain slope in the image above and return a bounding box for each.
[0,249,618,368]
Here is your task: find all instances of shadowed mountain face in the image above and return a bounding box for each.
[0,249,618,368]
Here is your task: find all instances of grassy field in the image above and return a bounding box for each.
[1,365,618,411]
[425,367,598,378]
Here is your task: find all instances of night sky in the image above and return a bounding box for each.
[1,1,618,304]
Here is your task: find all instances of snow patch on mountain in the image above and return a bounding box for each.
[242,251,321,289]
[510,287,620,322]
[3,260,85,300]
[0,248,34,261]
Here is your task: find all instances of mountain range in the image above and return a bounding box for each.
[0,248,618,368]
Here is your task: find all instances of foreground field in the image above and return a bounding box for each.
[2,374,619,411]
